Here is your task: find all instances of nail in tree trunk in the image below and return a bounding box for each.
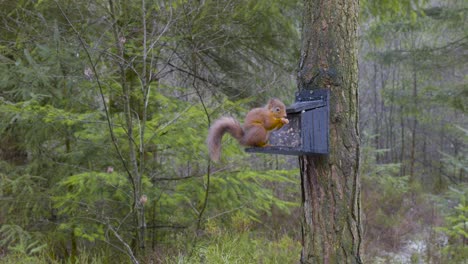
[298,0,362,263]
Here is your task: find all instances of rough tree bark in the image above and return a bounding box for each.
[298,0,362,263]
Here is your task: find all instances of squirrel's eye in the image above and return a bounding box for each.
[275,107,280,112]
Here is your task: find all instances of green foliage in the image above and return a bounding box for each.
[0,253,49,264]
[173,168,299,224]
[440,125,468,174]
[166,0,299,99]
[193,234,300,264]
[51,171,140,243]
[0,249,107,264]
[362,157,411,231]
[0,224,47,256]
[0,168,49,227]
[164,222,301,264]
[361,142,437,258]
[436,186,468,263]
[361,0,425,22]
[0,0,301,262]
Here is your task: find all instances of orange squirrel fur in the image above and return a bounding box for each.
[207,98,289,161]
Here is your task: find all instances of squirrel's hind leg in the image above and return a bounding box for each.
[241,126,269,147]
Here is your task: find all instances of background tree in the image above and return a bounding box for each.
[359,0,467,262]
[298,0,361,263]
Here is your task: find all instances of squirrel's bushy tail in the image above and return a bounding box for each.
[207,117,244,161]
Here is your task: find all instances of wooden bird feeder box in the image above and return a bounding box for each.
[246,89,329,156]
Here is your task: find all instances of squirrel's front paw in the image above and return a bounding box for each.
[281,118,289,124]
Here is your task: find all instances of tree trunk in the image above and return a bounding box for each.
[399,103,406,176]
[298,0,362,263]
[409,66,418,182]
[388,67,397,163]
[372,63,380,162]
[379,68,387,162]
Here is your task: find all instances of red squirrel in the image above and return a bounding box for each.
[207,99,289,161]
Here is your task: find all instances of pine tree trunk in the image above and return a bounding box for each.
[409,66,418,182]
[372,63,380,162]
[298,0,362,263]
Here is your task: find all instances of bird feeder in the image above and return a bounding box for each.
[245,89,329,156]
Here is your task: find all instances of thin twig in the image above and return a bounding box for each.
[107,222,140,264]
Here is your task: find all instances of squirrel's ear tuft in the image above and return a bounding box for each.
[267,98,278,107]
[267,99,273,107]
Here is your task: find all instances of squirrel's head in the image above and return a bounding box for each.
[267,98,287,118]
